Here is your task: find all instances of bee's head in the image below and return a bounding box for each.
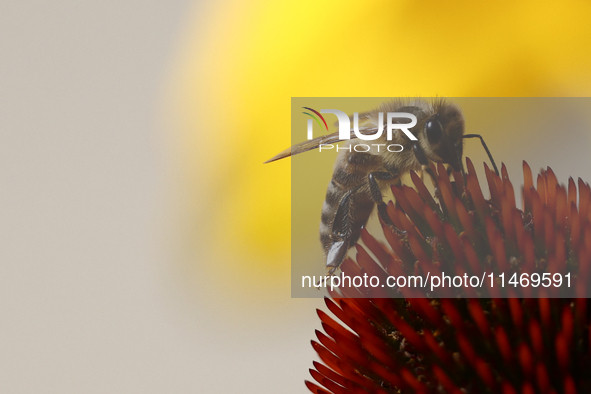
[421,104,465,172]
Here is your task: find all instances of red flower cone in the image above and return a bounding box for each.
[307,158,591,394]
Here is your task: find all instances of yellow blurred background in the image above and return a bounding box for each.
[168,0,591,295]
[2,0,591,392]
[167,1,591,390]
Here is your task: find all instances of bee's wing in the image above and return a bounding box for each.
[333,111,375,129]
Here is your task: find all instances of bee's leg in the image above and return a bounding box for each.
[331,190,354,238]
[326,189,356,273]
[368,171,405,236]
[412,142,438,188]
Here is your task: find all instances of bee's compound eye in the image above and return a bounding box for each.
[425,119,443,144]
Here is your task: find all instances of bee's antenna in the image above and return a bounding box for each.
[463,134,499,176]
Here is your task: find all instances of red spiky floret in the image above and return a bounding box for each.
[307,158,591,393]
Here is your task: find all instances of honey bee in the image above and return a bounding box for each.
[266,98,497,274]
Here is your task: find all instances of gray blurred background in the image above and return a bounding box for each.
[0,2,321,392]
